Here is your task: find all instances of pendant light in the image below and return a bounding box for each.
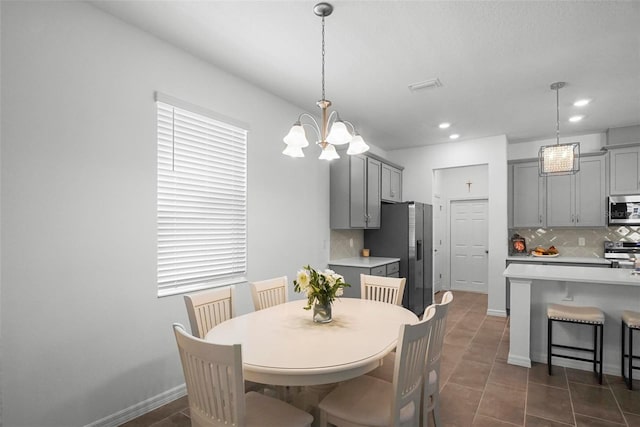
[538,82,580,176]
[282,2,369,160]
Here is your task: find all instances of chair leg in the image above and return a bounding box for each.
[622,321,626,381]
[593,324,598,374]
[630,325,634,390]
[432,393,441,427]
[319,408,328,427]
[548,317,553,375]
[598,323,603,385]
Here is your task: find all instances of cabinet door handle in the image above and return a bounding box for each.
[576,215,579,223]
[539,215,542,223]
[571,214,575,223]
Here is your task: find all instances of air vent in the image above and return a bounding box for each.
[408,78,443,92]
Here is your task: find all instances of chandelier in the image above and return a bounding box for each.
[538,82,580,176]
[282,2,369,160]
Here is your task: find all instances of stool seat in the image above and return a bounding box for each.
[622,310,640,329]
[547,304,604,324]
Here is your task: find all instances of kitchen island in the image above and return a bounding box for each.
[503,263,640,373]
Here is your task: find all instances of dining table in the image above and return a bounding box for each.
[204,297,419,387]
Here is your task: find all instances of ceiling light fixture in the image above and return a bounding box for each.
[538,82,580,176]
[569,115,584,122]
[439,122,451,129]
[449,134,460,140]
[408,78,443,92]
[282,2,369,160]
[573,99,591,107]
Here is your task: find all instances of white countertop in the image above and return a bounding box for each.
[329,257,401,268]
[506,255,611,265]
[503,263,640,287]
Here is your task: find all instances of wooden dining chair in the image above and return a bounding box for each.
[361,274,406,305]
[367,291,453,427]
[318,308,435,427]
[183,286,235,339]
[172,324,313,427]
[250,276,288,311]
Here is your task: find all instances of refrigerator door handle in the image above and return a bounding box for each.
[416,239,423,261]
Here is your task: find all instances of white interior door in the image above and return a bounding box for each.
[450,199,488,293]
[433,196,444,292]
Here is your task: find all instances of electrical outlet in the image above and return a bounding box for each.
[578,237,586,247]
[349,238,354,248]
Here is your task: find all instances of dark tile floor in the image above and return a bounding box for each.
[121,291,639,426]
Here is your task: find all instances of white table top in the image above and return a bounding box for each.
[503,263,640,287]
[506,255,611,265]
[205,298,418,386]
[328,257,401,268]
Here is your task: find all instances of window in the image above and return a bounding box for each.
[156,94,247,297]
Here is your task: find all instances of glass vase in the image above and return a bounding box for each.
[313,302,332,323]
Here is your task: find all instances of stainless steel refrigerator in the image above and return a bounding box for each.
[364,202,433,315]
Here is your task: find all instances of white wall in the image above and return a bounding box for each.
[1,2,332,425]
[387,135,509,316]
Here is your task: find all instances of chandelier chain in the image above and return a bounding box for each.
[321,14,325,101]
[555,84,560,145]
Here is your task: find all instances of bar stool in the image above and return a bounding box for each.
[547,303,604,384]
[621,310,640,390]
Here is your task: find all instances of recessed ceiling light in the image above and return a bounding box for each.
[573,99,591,107]
[569,115,584,122]
[449,134,460,140]
[439,122,451,129]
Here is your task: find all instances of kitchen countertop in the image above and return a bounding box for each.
[504,263,640,286]
[506,255,611,265]
[328,257,401,268]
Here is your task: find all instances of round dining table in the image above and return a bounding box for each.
[204,297,419,386]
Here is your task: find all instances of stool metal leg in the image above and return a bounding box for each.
[598,323,603,385]
[630,323,634,390]
[622,321,626,380]
[593,324,597,374]
[548,317,552,375]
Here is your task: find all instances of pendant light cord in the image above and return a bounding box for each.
[321,15,326,102]
[556,85,560,145]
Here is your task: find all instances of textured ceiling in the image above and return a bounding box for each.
[91,1,640,151]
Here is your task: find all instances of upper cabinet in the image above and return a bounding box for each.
[381,163,402,203]
[546,154,606,227]
[330,153,402,229]
[512,161,546,228]
[609,145,640,195]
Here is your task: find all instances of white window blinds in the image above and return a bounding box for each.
[157,99,247,297]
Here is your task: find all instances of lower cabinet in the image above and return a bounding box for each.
[328,261,400,299]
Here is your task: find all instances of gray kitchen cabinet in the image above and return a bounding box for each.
[609,145,640,195]
[546,154,606,227]
[381,163,402,203]
[328,260,400,298]
[330,154,381,229]
[512,161,546,228]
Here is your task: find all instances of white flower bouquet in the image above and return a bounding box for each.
[293,265,350,310]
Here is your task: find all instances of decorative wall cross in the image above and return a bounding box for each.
[466,180,472,192]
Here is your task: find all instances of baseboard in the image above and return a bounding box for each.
[507,353,532,368]
[531,352,620,376]
[85,384,187,427]
[486,309,507,318]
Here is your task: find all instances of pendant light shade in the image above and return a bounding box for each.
[539,82,580,176]
[347,134,370,155]
[283,144,305,158]
[326,120,352,145]
[319,143,340,160]
[283,122,310,148]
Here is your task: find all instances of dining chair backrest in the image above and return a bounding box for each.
[360,274,407,305]
[426,291,453,373]
[250,276,288,311]
[184,286,235,339]
[173,323,246,427]
[390,308,434,426]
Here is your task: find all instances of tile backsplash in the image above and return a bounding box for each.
[510,226,640,257]
[330,229,364,259]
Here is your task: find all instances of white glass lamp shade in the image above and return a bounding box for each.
[538,142,580,176]
[319,144,340,160]
[347,134,370,155]
[282,144,305,158]
[283,123,309,148]
[326,120,352,145]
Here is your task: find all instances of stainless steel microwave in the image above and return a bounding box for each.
[608,195,640,225]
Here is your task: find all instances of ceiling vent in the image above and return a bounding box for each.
[408,78,442,92]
